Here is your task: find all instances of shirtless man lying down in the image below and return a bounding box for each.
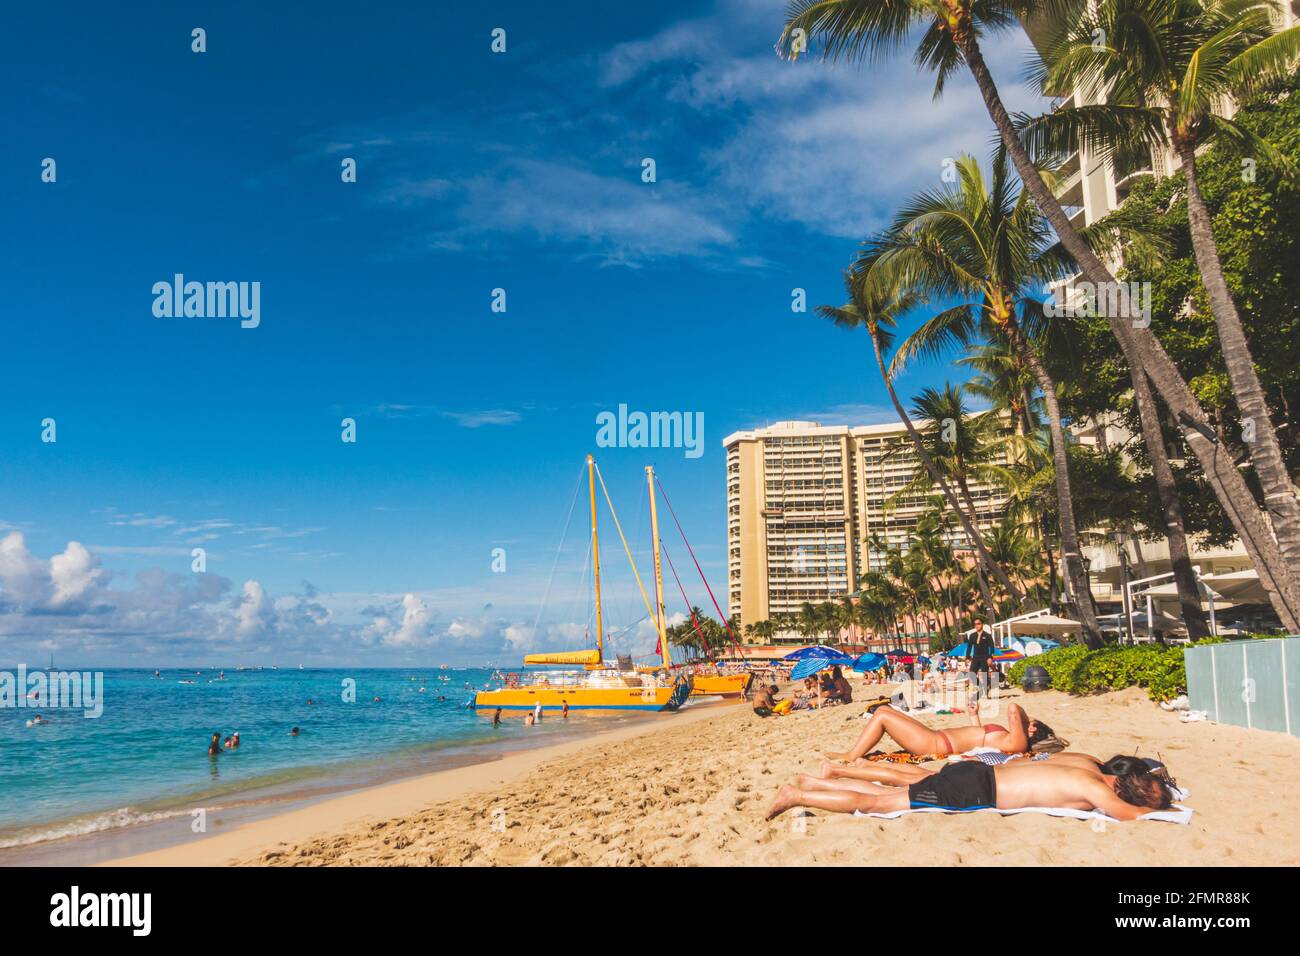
[807,752,1170,788]
[765,759,1174,822]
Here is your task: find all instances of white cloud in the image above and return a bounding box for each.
[48,541,103,608]
[234,580,275,639]
[440,159,735,264]
[440,409,521,428]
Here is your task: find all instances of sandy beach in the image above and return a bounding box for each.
[102,685,1300,867]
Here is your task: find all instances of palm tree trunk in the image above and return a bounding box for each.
[1131,367,1211,639]
[956,33,1300,631]
[1001,322,1104,647]
[868,328,1029,608]
[956,476,1001,619]
[1176,142,1300,561]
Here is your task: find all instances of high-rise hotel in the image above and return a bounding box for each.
[724,420,1012,628]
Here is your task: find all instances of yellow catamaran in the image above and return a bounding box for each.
[472,457,691,713]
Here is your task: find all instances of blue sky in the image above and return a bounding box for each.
[1,0,1044,666]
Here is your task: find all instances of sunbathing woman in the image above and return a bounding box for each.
[825,701,1051,762]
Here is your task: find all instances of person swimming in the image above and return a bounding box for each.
[290,726,300,737]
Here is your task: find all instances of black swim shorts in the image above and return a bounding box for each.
[907,761,996,811]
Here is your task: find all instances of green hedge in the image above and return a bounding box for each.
[1007,638,1238,702]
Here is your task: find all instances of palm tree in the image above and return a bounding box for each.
[868,149,1103,645]
[796,602,822,643]
[893,383,1009,621]
[957,338,1042,437]
[1029,0,1300,572]
[814,267,1029,608]
[779,0,1300,631]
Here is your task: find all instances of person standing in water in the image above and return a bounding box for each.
[493,708,502,727]
[562,700,569,720]
[208,732,222,756]
[533,702,543,723]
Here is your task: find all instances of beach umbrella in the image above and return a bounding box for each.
[852,653,886,672]
[990,648,1024,663]
[882,648,909,658]
[790,657,839,681]
[1007,614,1081,637]
[783,645,851,662]
[945,642,973,657]
[1011,638,1060,657]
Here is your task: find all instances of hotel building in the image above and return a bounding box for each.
[724,419,1012,629]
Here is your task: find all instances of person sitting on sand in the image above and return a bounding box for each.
[753,684,783,717]
[766,758,1174,821]
[829,666,853,705]
[826,701,1050,761]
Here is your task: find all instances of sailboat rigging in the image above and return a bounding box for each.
[471,456,691,713]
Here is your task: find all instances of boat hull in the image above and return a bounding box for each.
[689,673,752,699]
[472,685,679,712]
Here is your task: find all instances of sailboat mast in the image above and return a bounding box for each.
[646,465,671,670]
[588,454,604,659]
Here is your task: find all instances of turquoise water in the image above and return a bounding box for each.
[0,667,628,849]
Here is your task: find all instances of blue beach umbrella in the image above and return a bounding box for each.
[783,645,851,661]
[790,657,840,681]
[852,653,887,672]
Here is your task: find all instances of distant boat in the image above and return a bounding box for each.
[473,457,690,714]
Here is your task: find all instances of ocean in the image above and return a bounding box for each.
[0,667,656,856]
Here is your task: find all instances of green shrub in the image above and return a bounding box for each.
[1009,637,1232,702]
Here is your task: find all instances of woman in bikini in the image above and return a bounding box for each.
[824,701,1052,762]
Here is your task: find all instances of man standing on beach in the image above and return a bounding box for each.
[562,700,569,719]
[965,618,995,701]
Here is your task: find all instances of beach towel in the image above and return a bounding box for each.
[854,801,1193,825]
[854,786,1194,825]
[959,750,1051,766]
[863,751,944,764]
